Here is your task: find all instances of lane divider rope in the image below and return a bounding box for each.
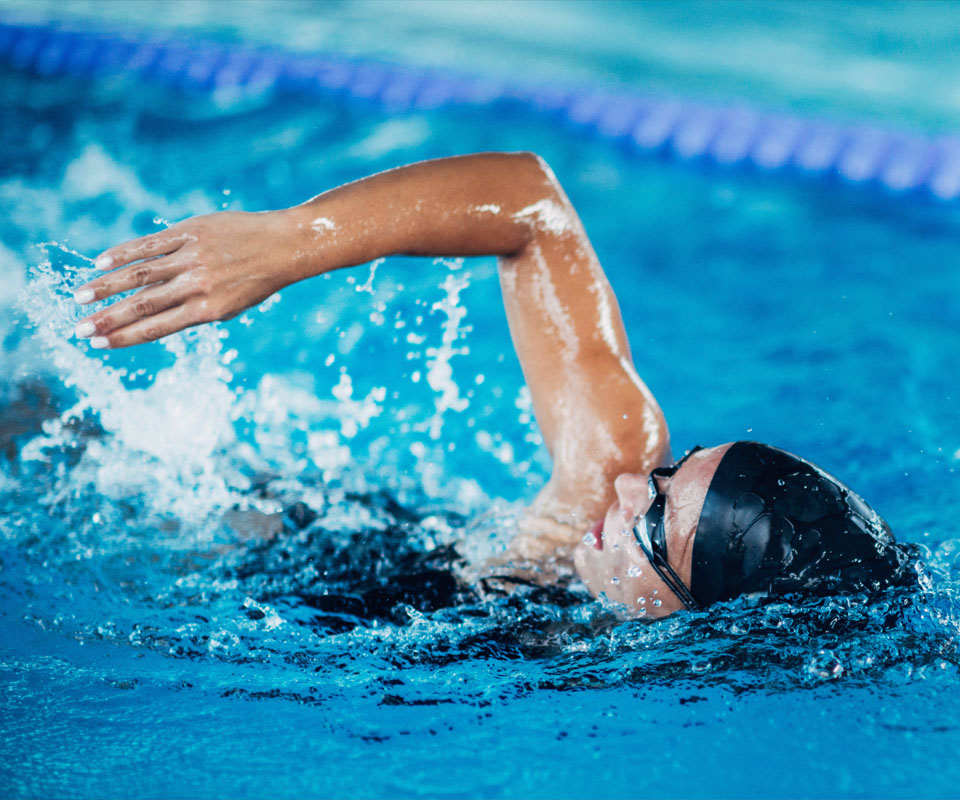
[2,21,960,201]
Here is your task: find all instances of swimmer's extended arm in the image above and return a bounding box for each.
[76,152,670,542]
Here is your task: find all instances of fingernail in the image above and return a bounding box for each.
[95,255,113,270]
[73,289,95,304]
[74,321,95,338]
[89,337,109,349]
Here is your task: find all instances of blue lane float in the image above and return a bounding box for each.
[3,20,960,201]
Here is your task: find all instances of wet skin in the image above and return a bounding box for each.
[574,444,732,618]
[73,152,692,616]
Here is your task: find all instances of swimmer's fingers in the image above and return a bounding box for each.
[93,229,191,273]
[74,255,186,305]
[74,278,193,340]
[83,302,206,349]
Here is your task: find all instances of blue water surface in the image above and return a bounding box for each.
[2,3,960,799]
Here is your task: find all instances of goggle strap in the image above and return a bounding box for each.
[648,548,698,610]
[633,490,700,611]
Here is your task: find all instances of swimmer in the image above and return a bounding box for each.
[70,152,913,618]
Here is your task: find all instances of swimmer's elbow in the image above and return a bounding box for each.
[508,150,547,171]
[499,151,573,251]
[507,151,562,196]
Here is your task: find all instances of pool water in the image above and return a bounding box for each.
[3,4,960,799]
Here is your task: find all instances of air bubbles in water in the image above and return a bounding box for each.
[207,629,241,655]
[806,649,845,681]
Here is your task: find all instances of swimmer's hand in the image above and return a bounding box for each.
[74,210,302,348]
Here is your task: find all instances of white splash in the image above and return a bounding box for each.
[330,372,386,439]
[424,263,471,440]
[473,203,501,215]
[258,292,282,312]
[355,258,383,294]
[242,597,285,631]
[18,245,238,528]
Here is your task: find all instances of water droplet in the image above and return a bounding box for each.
[610,576,620,585]
[653,598,662,607]
[637,597,646,605]
[627,565,642,578]
[807,650,844,681]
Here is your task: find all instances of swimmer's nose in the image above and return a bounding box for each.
[613,472,649,517]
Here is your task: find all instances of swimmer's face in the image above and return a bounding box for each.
[573,444,732,618]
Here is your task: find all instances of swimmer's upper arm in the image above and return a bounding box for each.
[498,155,671,532]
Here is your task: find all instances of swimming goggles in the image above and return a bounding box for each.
[632,447,702,611]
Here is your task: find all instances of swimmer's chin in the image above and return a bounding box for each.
[572,536,601,587]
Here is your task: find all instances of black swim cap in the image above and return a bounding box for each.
[690,442,912,606]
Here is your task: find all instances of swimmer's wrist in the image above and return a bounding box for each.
[279,201,375,282]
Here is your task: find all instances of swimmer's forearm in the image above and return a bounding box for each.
[280,152,563,280]
[72,152,565,348]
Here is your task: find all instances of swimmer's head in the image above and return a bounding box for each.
[573,442,912,618]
